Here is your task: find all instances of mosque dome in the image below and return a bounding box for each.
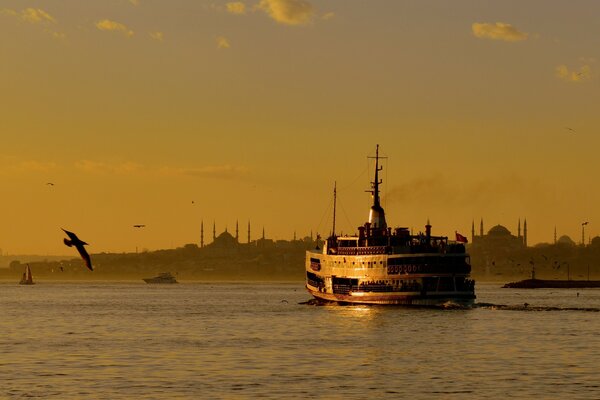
[487,225,511,236]
[213,231,237,247]
[557,235,576,246]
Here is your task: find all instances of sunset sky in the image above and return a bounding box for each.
[1,0,599,255]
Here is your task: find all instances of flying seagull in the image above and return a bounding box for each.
[62,228,93,271]
[565,127,576,133]
[46,182,55,186]
[133,224,146,228]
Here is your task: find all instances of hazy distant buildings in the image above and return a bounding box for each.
[471,218,527,251]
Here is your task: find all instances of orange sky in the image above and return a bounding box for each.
[1,1,599,255]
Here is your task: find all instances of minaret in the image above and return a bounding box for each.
[213,221,216,241]
[200,220,204,248]
[523,218,528,247]
[368,145,387,230]
[247,220,251,243]
[471,220,475,242]
[262,227,265,240]
[554,226,557,244]
[480,218,484,236]
[235,220,239,243]
[518,218,521,238]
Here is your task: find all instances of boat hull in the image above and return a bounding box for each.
[305,250,475,307]
[143,279,177,284]
[306,284,475,306]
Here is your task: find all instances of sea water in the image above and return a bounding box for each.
[1,282,598,399]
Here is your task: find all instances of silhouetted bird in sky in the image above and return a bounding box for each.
[46,182,54,186]
[62,228,93,271]
[133,224,146,228]
[565,127,576,133]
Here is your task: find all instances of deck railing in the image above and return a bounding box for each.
[334,246,387,256]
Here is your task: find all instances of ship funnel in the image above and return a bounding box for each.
[369,204,387,230]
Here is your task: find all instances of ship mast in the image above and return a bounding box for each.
[373,146,382,208]
[332,181,337,237]
[368,144,387,229]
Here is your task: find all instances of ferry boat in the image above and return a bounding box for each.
[305,145,475,306]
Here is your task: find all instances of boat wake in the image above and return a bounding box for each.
[298,299,599,312]
[475,302,599,312]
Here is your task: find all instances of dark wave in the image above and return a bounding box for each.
[475,302,599,312]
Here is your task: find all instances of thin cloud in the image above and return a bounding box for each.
[96,19,134,37]
[258,0,314,26]
[0,159,58,175]
[217,36,231,49]
[1,8,65,39]
[75,160,142,175]
[472,22,528,42]
[158,165,249,180]
[556,64,592,83]
[73,161,247,180]
[226,2,246,14]
[20,8,56,24]
[0,9,18,17]
[321,12,335,21]
[149,31,164,42]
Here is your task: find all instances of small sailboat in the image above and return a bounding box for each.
[19,264,35,285]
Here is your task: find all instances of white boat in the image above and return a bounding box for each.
[143,272,178,284]
[19,264,35,285]
[305,145,476,306]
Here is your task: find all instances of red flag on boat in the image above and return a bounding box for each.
[455,232,468,243]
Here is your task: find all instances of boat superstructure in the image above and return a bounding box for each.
[305,145,475,306]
